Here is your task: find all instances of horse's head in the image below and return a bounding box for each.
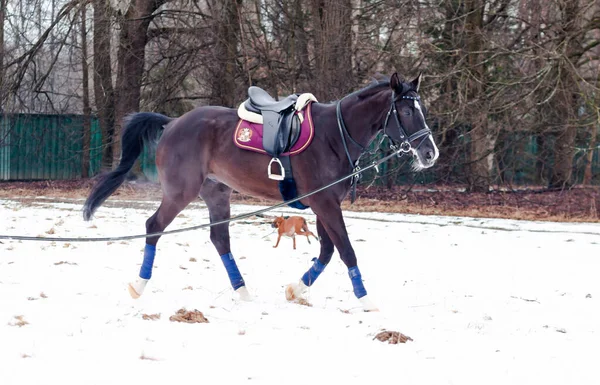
[387,73,439,170]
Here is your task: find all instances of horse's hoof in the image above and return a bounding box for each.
[285,280,307,301]
[128,278,148,299]
[285,285,296,301]
[127,283,141,299]
[359,295,379,312]
[236,286,252,301]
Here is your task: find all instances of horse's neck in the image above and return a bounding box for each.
[342,89,390,159]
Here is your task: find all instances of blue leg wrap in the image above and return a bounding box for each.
[348,266,367,299]
[139,244,156,280]
[220,253,245,290]
[301,258,327,286]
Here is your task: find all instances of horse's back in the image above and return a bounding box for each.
[165,105,237,134]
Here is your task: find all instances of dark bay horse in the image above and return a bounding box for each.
[83,73,439,311]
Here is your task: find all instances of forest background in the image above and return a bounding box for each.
[1,0,599,220]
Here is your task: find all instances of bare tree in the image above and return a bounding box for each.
[311,0,354,101]
[1,0,598,187]
[204,0,243,107]
[93,0,115,169]
[583,67,600,185]
[0,0,6,110]
[112,0,170,167]
[81,3,91,177]
[546,1,584,188]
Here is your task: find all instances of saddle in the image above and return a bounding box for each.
[238,86,317,180]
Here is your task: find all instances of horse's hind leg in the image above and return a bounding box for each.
[200,179,251,301]
[128,195,196,298]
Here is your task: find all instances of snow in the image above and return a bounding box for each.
[1,197,599,385]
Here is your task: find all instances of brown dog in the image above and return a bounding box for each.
[272,215,319,250]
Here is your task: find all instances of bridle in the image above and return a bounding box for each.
[383,91,432,153]
[336,89,432,202]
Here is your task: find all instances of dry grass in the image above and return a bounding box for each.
[139,354,160,361]
[374,330,413,344]
[295,298,312,307]
[1,180,598,223]
[169,308,209,323]
[142,313,161,321]
[10,315,29,327]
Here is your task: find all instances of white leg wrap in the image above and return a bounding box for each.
[359,295,379,312]
[285,280,308,301]
[127,277,149,299]
[235,286,252,301]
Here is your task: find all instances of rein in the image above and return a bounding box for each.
[336,90,432,202]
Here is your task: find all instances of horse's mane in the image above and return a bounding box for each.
[351,74,416,101]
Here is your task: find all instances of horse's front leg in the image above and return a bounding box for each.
[286,217,333,298]
[286,206,378,312]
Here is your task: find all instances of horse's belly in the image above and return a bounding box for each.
[206,169,281,202]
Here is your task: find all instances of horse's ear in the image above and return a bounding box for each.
[390,73,401,91]
[411,72,422,92]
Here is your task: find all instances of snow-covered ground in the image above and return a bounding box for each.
[1,197,599,385]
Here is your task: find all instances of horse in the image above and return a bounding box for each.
[82,73,439,312]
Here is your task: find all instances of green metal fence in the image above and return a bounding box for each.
[1,113,597,185]
[0,114,159,181]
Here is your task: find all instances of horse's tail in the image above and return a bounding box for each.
[83,112,173,221]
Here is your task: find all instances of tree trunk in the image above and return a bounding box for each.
[583,70,600,185]
[207,0,242,107]
[465,0,492,192]
[549,109,577,188]
[311,0,353,101]
[548,1,581,189]
[535,135,547,184]
[0,0,6,110]
[93,0,115,170]
[583,124,597,185]
[293,1,311,92]
[113,0,166,169]
[81,5,91,178]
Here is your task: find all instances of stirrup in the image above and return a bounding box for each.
[268,157,285,181]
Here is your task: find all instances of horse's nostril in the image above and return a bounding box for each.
[425,151,434,160]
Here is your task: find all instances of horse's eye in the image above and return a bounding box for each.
[403,109,412,116]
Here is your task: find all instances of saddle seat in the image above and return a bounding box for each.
[239,87,318,124]
[246,86,298,112]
